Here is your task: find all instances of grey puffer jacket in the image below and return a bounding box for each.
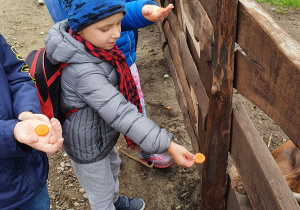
[45,21,172,164]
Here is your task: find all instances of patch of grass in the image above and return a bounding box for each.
[256,0,300,9]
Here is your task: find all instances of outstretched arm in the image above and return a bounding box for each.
[142,3,174,22]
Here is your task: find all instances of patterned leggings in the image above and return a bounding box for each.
[129,63,146,116]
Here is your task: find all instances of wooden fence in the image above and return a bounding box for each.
[155,0,300,209]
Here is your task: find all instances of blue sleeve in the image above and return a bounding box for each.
[0,119,32,158]
[46,0,158,31]
[0,35,41,117]
[121,0,159,31]
[45,0,68,23]
[0,34,39,157]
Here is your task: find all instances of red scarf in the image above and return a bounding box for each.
[70,29,141,149]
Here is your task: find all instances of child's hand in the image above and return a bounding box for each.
[142,4,174,22]
[168,141,195,167]
[14,118,63,153]
[48,118,63,144]
[18,111,50,123]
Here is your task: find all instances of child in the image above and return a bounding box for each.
[44,0,195,209]
[0,34,63,209]
[45,0,175,168]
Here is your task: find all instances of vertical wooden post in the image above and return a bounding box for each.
[200,0,238,209]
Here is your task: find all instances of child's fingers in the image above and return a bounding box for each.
[36,114,50,123]
[40,137,64,154]
[164,4,174,12]
[49,138,64,154]
[183,152,196,167]
[157,4,174,14]
[183,159,195,167]
[23,134,39,144]
[176,156,195,167]
[49,118,63,144]
[185,151,195,160]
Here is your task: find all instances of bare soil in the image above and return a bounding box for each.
[0,0,299,209]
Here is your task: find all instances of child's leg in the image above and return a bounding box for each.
[129,63,146,116]
[129,63,172,168]
[70,147,120,209]
[109,147,121,203]
[19,184,50,210]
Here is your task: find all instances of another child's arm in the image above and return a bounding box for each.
[168,141,195,167]
[142,3,174,22]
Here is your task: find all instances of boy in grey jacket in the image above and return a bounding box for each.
[45,0,195,209]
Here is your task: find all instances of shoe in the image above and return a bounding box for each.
[114,195,145,210]
[38,0,45,4]
[138,150,172,168]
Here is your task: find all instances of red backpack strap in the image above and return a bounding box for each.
[26,47,68,121]
[29,48,44,78]
[26,48,51,118]
[46,62,68,85]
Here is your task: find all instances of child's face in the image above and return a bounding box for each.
[78,13,123,50]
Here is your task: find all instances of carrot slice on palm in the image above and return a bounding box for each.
[35,125,49,136]
[194,153,205,164]
[156,7,164,12]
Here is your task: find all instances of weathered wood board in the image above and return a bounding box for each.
[234,0,300,147]
[231,101,299,209]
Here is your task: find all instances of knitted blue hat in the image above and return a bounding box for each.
[62,0,126,32]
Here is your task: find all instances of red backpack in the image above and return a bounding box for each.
[25,47,68,123]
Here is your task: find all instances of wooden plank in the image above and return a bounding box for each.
[185,0,213,62]
[174,0,183,29]
[200,0,238,209]
[164,22,198,128]
[164,45,203,175]
[190,87,199,138]
[231,100,300,209]
[156,21,166,46]
[186,0,217,27]
[166,11,209,127]
[181,2,213,93]
[235,0,300,147]
[171,3,211,142]
[154,0,167,46]
[181,10,200,57]
[181,11,208,145]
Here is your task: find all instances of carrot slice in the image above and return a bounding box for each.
[194,153,205,164]
[34,125,49,136]
[156,7,164,12]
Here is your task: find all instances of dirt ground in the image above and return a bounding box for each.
[0,0,299,209]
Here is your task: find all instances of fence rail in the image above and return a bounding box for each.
[156,0,300,209]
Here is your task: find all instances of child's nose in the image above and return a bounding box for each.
[112,26,121,39]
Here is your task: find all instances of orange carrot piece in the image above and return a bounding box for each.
[194,153,205,164]
[156,7,164,12]
[34,125,49,136]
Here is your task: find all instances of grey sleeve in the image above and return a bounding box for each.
[75,66,172,154]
